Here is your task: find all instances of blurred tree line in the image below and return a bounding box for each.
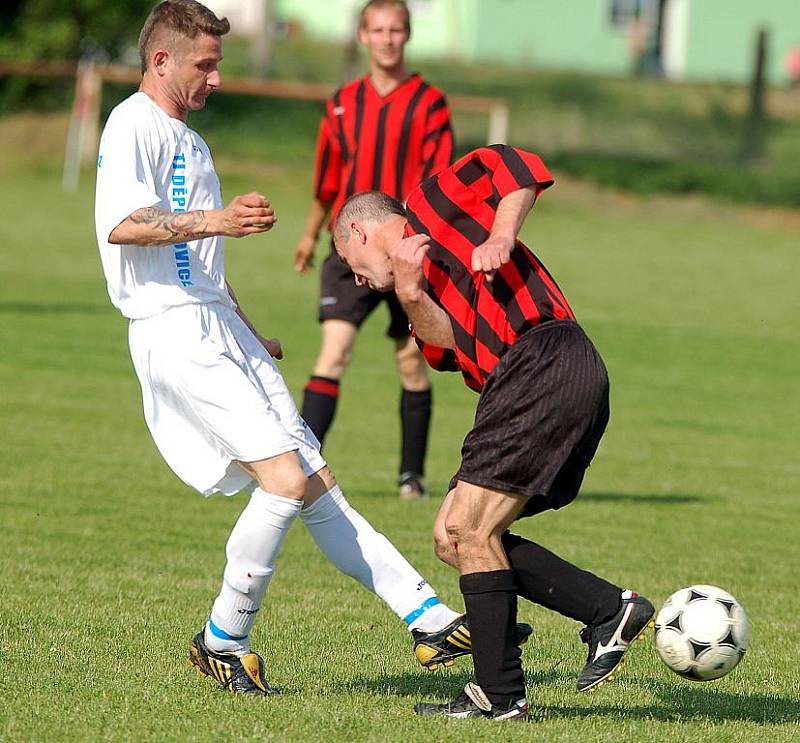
[0,0,151,62]
[0,0,152,110]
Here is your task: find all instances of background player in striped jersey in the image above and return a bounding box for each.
[333,146,655,720]
[293,0,453,500]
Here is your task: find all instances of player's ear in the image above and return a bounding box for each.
[152,48,170,75]
[351,222,367,245]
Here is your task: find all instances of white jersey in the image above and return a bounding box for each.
[95,91,234,319]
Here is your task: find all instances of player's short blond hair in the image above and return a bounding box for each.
[359,0,411,33]
[138,0,230,73]
[333,191,406,247]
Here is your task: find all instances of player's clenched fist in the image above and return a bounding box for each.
[471,235,514,280]
[218,192,277,237]
[390,233,430,301]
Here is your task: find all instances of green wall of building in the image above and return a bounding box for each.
[467,0,632,73]
[685,0,798,84]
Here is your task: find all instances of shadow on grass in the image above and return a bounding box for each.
[344,667,571,699]
[581,491,709,505]
[348,671,799,724]
[536,677,800,724]
[0,301,108,315]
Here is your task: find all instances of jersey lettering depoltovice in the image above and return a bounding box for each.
[95,92,232,319]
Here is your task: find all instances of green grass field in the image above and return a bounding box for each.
[1,112,799,742]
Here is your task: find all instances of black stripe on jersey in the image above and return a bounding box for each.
[422,177,490,246]
[427,96,448,115]
[532,253,572,318]
[454,159,486,187]
[345,81,367,198]
[395,82,429,197]
[484,184,502,210]
[474,307,508,362]
[489,144,535,189]
[509,247,554,321]
[489,268,531,337]
[316,140,332,198]
[423,121,451,144]
[332,90,349,163]
[372,103,390,191]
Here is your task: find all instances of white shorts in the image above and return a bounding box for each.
[128,301,326,496]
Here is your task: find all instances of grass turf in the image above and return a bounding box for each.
[0,113,799,742]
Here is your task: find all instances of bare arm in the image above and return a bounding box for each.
[226,280,283,360]
[108,192,276,247]
[391,234,455,348]
[294,197,332,273]
[471,186,537,276]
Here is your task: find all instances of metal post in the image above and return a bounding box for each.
[741,28,767,161]
[487,102,509,145]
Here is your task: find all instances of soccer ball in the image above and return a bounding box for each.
[654,585,749,681]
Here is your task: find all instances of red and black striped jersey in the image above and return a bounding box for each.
[314,73,453,229]
[405,145,575,393]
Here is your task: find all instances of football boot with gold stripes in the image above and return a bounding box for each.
[412,615,533,671]
[189,631,280,696]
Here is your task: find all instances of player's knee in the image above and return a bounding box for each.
[433,532,458,568]
[254,466,307,501]
[395,343,429,389]
[444,519,485,555]
[315,345,353,378]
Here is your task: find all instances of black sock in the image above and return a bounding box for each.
[460,570,525,706]
[399,388,431,476]
[301,376,340,445]
[502,532,621,625]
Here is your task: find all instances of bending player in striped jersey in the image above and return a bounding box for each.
[333,146,655,720]
[294,0,453,500]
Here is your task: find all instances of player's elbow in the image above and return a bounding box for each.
[107,227,124,244]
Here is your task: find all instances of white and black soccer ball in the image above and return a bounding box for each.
[654,584,749,681]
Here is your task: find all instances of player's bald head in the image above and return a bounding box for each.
[334,191,406,247]
[138,0,230,72]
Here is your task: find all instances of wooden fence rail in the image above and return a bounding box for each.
[0,60,509,190]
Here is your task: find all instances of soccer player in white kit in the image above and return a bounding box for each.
[93,0,525,696]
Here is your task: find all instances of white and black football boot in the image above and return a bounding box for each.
[415,682,529,721]
[576,589,655,692]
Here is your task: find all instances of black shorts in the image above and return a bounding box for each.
[318,241,410,339]
[449,320,610,519]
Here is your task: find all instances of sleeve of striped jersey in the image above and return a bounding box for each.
[474,145,554,198]
[413,334,460,373]
[422,96,454,178]
[313,115,342,203]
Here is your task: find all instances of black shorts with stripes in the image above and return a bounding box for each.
[449,320,610,519]
[318,241,410,339]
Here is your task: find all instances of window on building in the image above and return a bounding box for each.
[610,0,659,27]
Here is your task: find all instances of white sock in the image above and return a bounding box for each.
[207,488,302,655]
[299,486,460,631]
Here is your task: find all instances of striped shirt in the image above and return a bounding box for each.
[314,73,453,229]
[405,145,575,392]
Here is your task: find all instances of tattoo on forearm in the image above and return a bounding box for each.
[130,207,209,239]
